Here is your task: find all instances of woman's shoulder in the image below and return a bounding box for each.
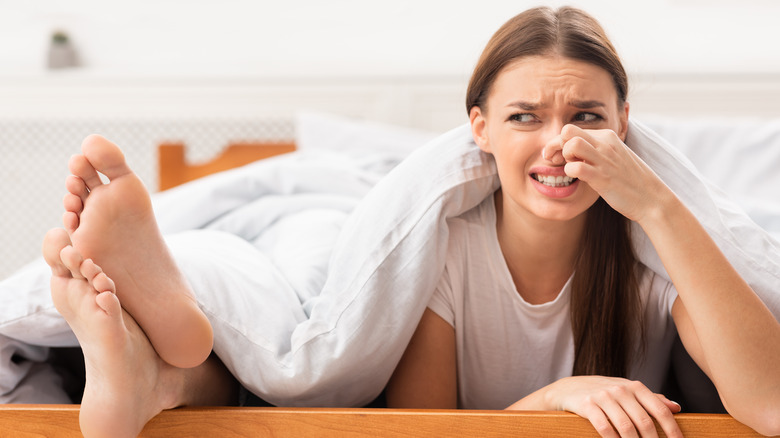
[441,194,513,290]
[450,192,497,227]
[444,194,498,258]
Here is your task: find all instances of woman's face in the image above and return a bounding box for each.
[470,55,629,224]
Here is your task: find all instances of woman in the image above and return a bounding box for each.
[42,6,779,438]
[386,6,780,438]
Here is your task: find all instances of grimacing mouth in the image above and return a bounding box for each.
[531,173,577,187]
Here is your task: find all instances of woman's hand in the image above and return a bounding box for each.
[507,376,682,438]
[555,124,673,224]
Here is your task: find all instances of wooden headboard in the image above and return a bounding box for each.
[0,142,767,437]
[158,142,296,191]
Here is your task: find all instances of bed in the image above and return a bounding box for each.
[0,115,779,437]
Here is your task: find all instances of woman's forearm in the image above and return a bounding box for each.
[506,383,554,411]
[638,191,780,433]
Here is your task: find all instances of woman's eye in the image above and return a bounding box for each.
[573,112,602,123]
[509,113,536,123]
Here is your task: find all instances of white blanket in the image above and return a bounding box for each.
[0,120,778,407]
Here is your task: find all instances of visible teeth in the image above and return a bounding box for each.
[534,174,575,187]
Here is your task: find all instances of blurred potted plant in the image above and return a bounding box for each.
[48,30,79,69]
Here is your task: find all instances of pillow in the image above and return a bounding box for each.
[295,111,437,157]
[644,117,780,238]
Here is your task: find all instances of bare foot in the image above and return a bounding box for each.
[43,228,181,438]
[62,134,212,368]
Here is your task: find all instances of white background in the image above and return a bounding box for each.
[3,0,780,78]
[2,0,780,279]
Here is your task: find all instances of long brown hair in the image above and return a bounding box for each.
[467,7,643,377]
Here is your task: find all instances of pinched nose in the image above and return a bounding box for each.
[541,133,566,165]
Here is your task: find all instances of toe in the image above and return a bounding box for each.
[42,228,72,277]
[81,260,116,294]
[69,154,103,191]
[92,272,116,294]
[63,211,79,234]
[66,175,89,203]
[60,245,86,280]
[63,192,83,215]
[80,258,103,283]
[95,291,121,316]
[81,134,132,181]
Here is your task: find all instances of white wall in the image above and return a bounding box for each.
[4,0,780,123]
[3,0,780,78]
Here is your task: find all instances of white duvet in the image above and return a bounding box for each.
[0,119,778,407]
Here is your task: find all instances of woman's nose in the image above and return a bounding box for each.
[541,132,566,165]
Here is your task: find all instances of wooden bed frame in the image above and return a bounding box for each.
[158,142,297,190]
[0,405,766,437]
[0,143,768,437]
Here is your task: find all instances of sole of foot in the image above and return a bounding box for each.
[62,134,213,368]
[43,227,181,438]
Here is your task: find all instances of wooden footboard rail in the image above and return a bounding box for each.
[0,406,769,437]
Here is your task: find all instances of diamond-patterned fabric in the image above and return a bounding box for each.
[0,118,294,279]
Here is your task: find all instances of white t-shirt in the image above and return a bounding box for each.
[427,195,679,410]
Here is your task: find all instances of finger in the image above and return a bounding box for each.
[562,124,614,147]
[616,396,659,438]
[561,124,597,144]
[655,393,682,414]
[561,135,600,165]
[563,160,599,183]
[630,383,683,438]
[597,395,640,438]
[580,403,621,438]
[640,398,683,438]
[541,133,566,165]
[562,125,632,168]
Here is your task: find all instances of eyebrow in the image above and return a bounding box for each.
[507,101,544,111]
[569,99,607,109]
[505,100,607,111]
